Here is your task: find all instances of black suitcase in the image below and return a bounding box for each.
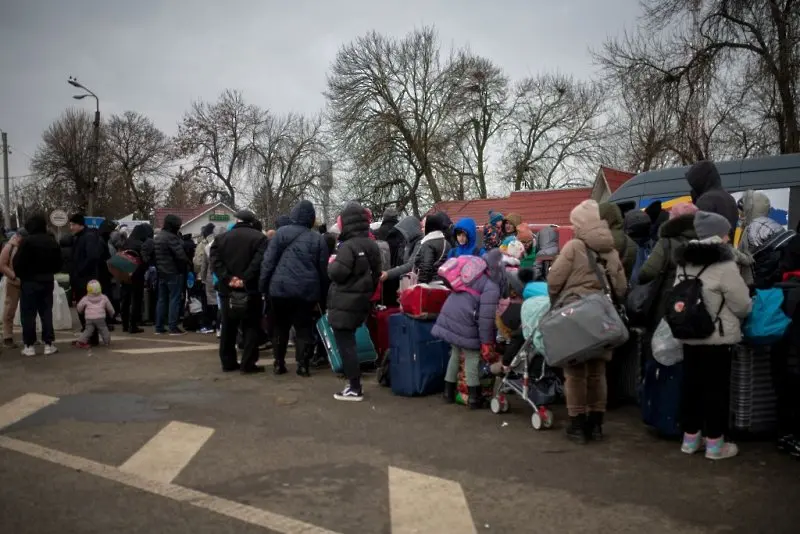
[730,344,777,435]
[608,327,644,407]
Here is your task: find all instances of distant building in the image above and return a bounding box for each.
[154,202,236,239]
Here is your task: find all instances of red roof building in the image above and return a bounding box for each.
[430,187,593,226]
[154,204,215,230]
[591,166,636,202]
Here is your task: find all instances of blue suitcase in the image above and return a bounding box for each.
[316,315,377,374]
[388,314,451,397]
[640,359,683,438]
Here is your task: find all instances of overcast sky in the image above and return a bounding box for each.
[0,0,641,181]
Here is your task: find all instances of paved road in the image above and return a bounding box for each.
[0,328,798,533]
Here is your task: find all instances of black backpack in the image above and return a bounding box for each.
[664,265,725,340]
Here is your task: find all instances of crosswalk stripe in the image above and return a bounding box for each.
[389,466,476,534]
[0,393,58,431]
[0,435,340,534]
[119,421,214,483]
[113,344,218,354]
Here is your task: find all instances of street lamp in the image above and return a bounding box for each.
[68,76,100,216]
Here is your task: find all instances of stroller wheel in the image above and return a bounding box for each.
[531,411,543,430]
[541,408,554,429]
[490,397,505,414]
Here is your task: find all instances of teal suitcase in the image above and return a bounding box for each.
[316,315,377,373]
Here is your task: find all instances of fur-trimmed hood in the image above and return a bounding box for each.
[658,213,697,240]
[674,238,734,267]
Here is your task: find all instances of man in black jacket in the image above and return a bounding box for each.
[212,210,268,373]
[153,214,190,335]
[686,160,738,241]
[69,213,106,339]
[120,223,154,334]
[259,200,329,377]
[14,214,63,356]
[328,202,382,401]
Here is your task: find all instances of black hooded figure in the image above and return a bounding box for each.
[13,213,62,352]
[153,214,190,334]
[414,212,452,284]
[686,160,738,241]
[120,223,155,334]
[259,200,330,376]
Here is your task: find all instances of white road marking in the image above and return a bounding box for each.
[0,435,340,534]
[120,421,215,483]
[113,344,218,354]
[0,393,58,431]
[389,466,476,534]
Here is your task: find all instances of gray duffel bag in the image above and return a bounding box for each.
[539,248,629,368]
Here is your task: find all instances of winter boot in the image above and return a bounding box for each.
[705,437,738,460]
[467,386,484,410]
[566,414,588,445]
[585,411,604,441]
[442,381,456,404]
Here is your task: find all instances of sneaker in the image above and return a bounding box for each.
[216,329,221,338]
[73,341,91,349]
[43,344,58,356]
[681,432,705,455]
[21,345,35,357]
[169,328,187,336]
[777,434,800,457]
[334,386,363,402]
[705,437,738,460]
[198,327,215,334]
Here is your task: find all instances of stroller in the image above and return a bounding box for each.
[489,335,563,430]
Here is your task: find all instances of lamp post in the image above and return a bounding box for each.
[68,76,100,215]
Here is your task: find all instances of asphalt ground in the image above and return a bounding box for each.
[0,327,798,533]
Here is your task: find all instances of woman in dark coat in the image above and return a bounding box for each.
[414,212,451,284]
[120,224,154,334]
[328,202,382,401]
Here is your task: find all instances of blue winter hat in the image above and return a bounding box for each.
[523,281,548,300]
[489,211,504,225]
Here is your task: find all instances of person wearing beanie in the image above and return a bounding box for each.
[516,225,537,269]
[637,202,698,327]
[686,160,738,240]
[672,210,752,460]
[598,202,638,280]
[68,212,107,344]
[152,214,190,335]
[483,211,504,251]
[120,223,155,334]
[546,199,628,444]
[502,213,522,240]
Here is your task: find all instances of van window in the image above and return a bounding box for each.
[615,200,637,215]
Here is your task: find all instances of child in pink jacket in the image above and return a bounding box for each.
[75,280,115,348]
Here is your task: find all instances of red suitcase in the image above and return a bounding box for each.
[399,284,450,319]
[368,305,401,359]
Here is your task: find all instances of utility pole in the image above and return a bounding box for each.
[1,132,10,230]
[90,106,99,216]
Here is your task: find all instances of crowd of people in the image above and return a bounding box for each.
[2,159,800,461]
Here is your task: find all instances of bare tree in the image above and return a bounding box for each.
[503,74,607,190]
[248,112,326,228]
[326,26,469,205]
[641,0,800,153]
[30,108,102,213]
[175,89,260,207]
[446,55,512,198]
[105,111,172,218]
[163,166,206,209]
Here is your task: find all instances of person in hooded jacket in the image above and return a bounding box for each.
[375,207,399,241]
[638,202,698,325]
[260,200,329,377]
[328,202,382,401]
[153,214,191,335]
[738,190,795,288]
[13,214,63,356]
[212,211,268,373]
[413,212,451,284]
[547,200,627,444]
[448,218,485,258]
[432,249,504,409]
[483,211,505,251]
[673,211,752,460]
[120,223,154,334]
[69,213,106,340]
[382,216,423,283]
[686,160,738,241]
[599,202,638,280]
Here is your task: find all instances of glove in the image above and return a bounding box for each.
[480,343,494,363]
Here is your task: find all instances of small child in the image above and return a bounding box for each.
[74,280,114,348]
